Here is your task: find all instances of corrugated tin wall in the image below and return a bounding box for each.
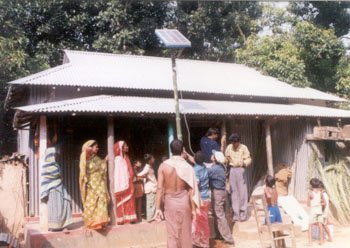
[227,119,267,193]
[27,117,316,216]
[271,119,313,200]
[28,134,39,216]
[59,133,83,213]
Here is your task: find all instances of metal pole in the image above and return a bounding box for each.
[171,51,183,141]
[265,120,274,176]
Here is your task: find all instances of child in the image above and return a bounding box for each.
[133,159,144,222]
[319,181,333,242]
[264,175,285,248]
[307,178,324,245]
[264,175,282,224]
[137,154,157,222]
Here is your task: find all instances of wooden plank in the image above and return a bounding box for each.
[107,116,116,225]
[39,115,48,231]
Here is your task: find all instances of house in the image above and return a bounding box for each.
[5,50,350,221]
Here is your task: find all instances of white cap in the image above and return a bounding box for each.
[212,150,226,164]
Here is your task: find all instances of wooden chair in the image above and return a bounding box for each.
[251,194,296,248]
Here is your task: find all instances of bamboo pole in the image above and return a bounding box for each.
[171,52,182,141]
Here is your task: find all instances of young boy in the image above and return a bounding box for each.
[319,181,333,242]
[137,154,157,222]
[307,178,324,245]
[208,150,235,246]
[264,175,282,224]
[133,159,144,222]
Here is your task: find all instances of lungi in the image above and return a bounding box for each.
[164,190,192,248]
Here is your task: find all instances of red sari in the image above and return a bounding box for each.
[114,141,137,224]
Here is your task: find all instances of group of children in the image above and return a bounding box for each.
[264,175,332,246]
[133,154,158,222]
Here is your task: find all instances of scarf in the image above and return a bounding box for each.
[164,156,201,211]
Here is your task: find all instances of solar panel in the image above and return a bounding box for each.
[155,29,191,48]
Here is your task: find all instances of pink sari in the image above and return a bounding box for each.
[192,200,210,247]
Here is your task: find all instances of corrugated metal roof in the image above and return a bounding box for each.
[8,50,345,102]
[15,95,350,118]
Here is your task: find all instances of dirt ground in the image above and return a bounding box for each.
[213,225,350,248]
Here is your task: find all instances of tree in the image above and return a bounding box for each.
[236,21,346,91]
[335,56,350,99]
[172,1,262,61]
[290,2,350,37]
[293,21,345,92]
[236,34,310,87]
[93,1,169,55]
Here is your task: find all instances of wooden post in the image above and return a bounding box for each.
[220,120,227,153]
[265,120,274,176]
[107,116,116,224]
[39,115,48,231]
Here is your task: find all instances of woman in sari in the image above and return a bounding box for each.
[41,147,73,231]
[79,140,110,230]
[114,141,137,224]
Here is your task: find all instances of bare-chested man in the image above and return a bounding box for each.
[155,139,200,248]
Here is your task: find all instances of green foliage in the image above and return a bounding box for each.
[93,1,169,55]
[290,2,350,37]
[174,1,261,61]
[293,21,345,92]
[335,56,350,99]
[236,34,310,87]
[236,20,346,91]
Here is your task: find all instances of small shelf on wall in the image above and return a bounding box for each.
[306,125,350,141]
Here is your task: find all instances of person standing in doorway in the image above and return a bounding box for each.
[200,127,220,167]
[155,139,200,248]
[225,133,251,222]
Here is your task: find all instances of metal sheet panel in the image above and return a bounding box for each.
[271,120,313,200]
[15,95,350,118]
[8,50,345,102]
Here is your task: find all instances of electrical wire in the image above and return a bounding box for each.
[179,90,195,155]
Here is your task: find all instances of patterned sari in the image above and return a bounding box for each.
[114,141,137,224]
[79,140,110,229]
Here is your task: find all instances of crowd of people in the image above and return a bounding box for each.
[40,127,332,247]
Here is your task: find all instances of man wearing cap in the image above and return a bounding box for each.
[225,133,252,222]
[208,150,235,246]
